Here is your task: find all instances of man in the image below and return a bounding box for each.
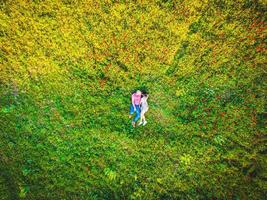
[129,90,142,127]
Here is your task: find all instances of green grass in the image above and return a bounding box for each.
[0,0,266,199]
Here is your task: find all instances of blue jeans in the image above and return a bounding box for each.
[130,104,141,122]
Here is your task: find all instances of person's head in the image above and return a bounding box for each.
[136,90,142,95]
[142,93,149,98]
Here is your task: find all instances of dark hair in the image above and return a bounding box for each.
[131,89,148,97]
[141,93,148,98]
[141,90,148,95]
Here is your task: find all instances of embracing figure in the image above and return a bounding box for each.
[139,93,149,126]
[129,90,149,127]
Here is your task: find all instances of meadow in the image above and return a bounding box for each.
[0,0,266,199]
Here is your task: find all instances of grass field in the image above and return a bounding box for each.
[0,0,266,199]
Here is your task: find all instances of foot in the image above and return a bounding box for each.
[143,121,147,126]
[132,121,136,127]
[138,121,143,126]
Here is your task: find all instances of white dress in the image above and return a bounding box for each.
[140,97,149,114]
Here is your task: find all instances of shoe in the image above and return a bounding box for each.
[132,121,136,127]
[143,121,147,126]
[138,121,143,126]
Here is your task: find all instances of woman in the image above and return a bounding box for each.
[129,90,142,127]
[138,94,149,126]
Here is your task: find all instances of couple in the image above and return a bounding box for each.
[129,90,149,127]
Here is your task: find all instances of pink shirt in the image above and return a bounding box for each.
[132,93,141,105]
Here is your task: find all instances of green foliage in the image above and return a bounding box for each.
[0,0,266,199]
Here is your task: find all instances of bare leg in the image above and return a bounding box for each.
[138,112,144,125]
[143,113,147,125]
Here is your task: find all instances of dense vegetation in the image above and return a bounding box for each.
[0,0,266,199]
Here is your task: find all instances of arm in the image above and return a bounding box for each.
[140,98,143,107]
[132,95,136,110]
